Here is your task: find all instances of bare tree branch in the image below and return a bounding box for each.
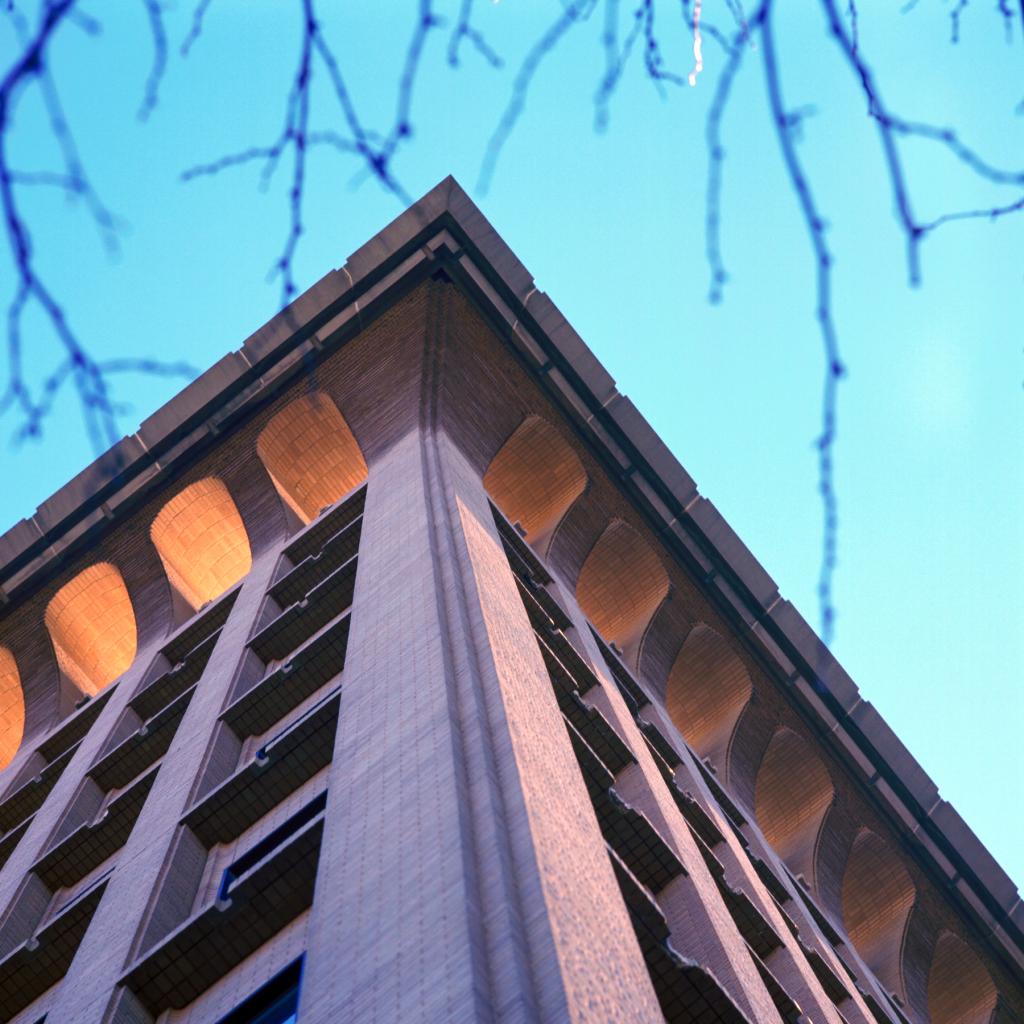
[181,0,214,57]
[478,0,597,193]
[757,0,845,643]
[704,31,745,304]
[692,0,1024,639]
[183,0,428,307]
[5,0,1024,640]
[0,0,194,451]
[447,0,502,68]
[595,0,648,130]
[138,0,167,120]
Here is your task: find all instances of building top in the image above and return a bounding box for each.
[0,176,1019,967]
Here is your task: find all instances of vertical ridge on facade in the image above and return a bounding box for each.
[0,178,1018,1024]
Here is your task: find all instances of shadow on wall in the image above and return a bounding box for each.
[754,726,834,889]
[665,623,752,783]
[483,414,587,558]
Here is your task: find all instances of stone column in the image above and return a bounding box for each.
[300,418,662,1024]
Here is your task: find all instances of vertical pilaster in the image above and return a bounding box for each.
[433,429,664,1023]
[44,549,284,1024]
[300,428,497,1024]
[301,288,661,1023]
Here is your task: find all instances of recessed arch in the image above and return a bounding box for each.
[665,623,752,773]
[150,477,252,610]
[484,414,587,554]
[45,563,137,696]
[754,726,834,884]
[256,392,367,524]
[927,931,997,1024]
[0,648,24,770]
[841,829,917,996]
[576,519,669,661]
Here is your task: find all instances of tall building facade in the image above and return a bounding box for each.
[0,178,1019,1024]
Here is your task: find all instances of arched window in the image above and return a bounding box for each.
[151,478,252,610]
[927,931,997,1024]
[45,563,137,696]
[0,648,24,770]
[256,392,367,524]
[841,829,916,996]
[665,623,752,773]
[576,520,669,662]
[754,727,833,883]
[484,414,586,554]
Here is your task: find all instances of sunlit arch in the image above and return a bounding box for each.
[45,563,137,696]
[665,623,752,775]
[841,829,917,997]
[0,648,24,771]
[754,727,834,884]
[150,477,252,610]
[576,519,669,662]
[484,414,587,555]
[927,931,998,1024]
[256,392,367,524]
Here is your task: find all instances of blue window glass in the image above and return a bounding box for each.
[216,958,302,1024]
[248,987,298,1024]
[218,792,327,901]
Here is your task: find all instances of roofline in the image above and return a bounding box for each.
[0,175,1019,968]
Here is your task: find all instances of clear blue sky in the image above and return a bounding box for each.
[2,4,1021,886]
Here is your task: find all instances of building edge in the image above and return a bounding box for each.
[0,175,1019,977]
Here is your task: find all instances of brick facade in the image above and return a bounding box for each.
[0,180,1018,1023]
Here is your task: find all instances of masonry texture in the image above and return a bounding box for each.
[0,178,1019,1024]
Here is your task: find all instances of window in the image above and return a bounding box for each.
[216,958,303,1024]
[217,792,327,900]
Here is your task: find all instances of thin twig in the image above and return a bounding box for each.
[181,0,214,56]
[138,0,167,120]
[594,0,648,129]
[704,31,745,304]
[479,0,598,192]
[950,0,968,43]
[919,191,1024,232]
[448,0,502,68]
[759,0,845,643]
[0,0,194,450]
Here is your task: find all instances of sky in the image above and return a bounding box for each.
[1,3,1021,886]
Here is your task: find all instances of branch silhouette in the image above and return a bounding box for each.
[694,0,1020,641]
[447,0,503,68]
[180,0,424,306]
[2,0,1022,643]
[0,0,196,454]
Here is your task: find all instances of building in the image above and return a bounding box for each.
[0,178,1018,1024]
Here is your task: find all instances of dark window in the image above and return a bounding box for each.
[257,692,339,761]
[218,791,327,900]
[216,958,303,1024]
